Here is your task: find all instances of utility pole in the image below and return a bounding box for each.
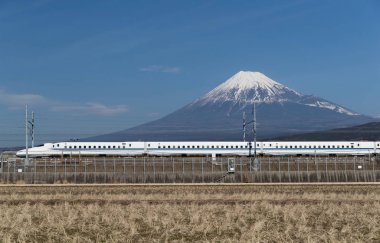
[28,111,35,148]
[243,112,246,142]
[253,101,257,159]
[25,105,29,167]
[243,101,260,171]
[252,101,259,171]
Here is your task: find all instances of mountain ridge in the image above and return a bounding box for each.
[272,122,380,141]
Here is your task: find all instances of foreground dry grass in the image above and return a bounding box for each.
[0,184,379,242]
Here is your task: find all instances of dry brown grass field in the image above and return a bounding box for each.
[0,184,379,242]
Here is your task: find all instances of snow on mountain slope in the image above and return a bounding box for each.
[299,96,359,116]
[193,71,358,116]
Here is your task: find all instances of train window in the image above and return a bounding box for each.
[245,146,248,148]
[295,146,297,149]
[183,146,186,148]
[207,146,210,148]
[84,146,87,149]
[216,146,219,148]
[221,146,224,148]
[327,146,330,148]
[148,144,150,147]
[103,146,106,149]
[197,146,200,148]
[168,146,171,148]
[285,146,288,148]
[78,146,81,149]
[163,146,166,148]
[289,146,292,148]
[65,146,67,149]
[113,146,116,149]
[107,146,110,149]
[351,146,354,148]
[211,146,214,148]
[99,146,101,149]
[192,146,194,149]
[269,144,272,147]
[74,146,77,149]
[158,146,161,149]
[123,146,126,149]
[241,146,243,148]
[332,146,335,148]
[57,144,60,147]
[276,146,278,148]
[118,146,120,149]
[53,145,55,148]
[280,146,283,148]
[177,146,180,149]
[202,145,205,148]
[69,146,72,149]
[357,144,360,147]
[129,144,131,147]
[322,146,325,148]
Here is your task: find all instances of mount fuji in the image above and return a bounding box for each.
[90,71,373,141]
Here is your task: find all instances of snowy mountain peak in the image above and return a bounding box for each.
[191,71,359,116]
[196,71,302,105]
[221,71,283,91]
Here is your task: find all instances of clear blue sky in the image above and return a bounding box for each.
[0,0,379,147]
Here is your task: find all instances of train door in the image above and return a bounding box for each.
[144,142,148,153]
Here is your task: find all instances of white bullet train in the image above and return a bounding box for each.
[16,140,380,157]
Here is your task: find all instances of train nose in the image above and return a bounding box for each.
[16,149,26,158]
